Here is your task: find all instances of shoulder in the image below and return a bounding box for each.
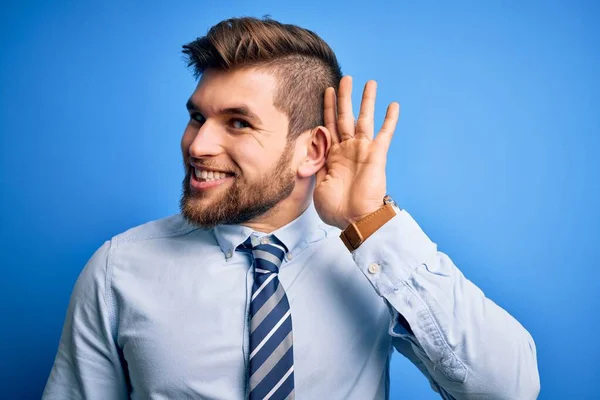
[105,213,215,269]
[76,214,205,291]
[111,213,200,245]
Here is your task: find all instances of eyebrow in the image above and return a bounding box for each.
[186,99,197,111]
[186,99,263,125]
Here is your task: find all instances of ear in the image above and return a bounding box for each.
[297,126,331,179]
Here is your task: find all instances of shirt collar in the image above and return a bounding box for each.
[213,202,324,262]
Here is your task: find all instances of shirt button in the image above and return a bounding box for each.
[260,237,269,245]
[226,251,233,258]
[286,252,293,260]
[368,263,380,274]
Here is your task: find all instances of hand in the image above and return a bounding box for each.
[313,76,400,230]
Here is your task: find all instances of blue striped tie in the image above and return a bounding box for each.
[240,236,295,400]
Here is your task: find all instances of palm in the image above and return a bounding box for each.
[314,77,400,229]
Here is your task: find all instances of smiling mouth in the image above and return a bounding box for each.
[189,165,237,191]
[193,167,232,182]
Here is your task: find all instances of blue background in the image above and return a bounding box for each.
[1,1,598,398]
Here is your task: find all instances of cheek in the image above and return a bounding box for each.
[231,142,271,178]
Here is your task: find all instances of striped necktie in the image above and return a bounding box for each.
[240,235,295,400]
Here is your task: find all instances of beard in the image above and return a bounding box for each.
[179,143,296,228]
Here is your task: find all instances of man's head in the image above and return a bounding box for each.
[179,17,342,229]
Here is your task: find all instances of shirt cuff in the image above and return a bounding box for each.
[351,209,436,340]
[352,209,437,292]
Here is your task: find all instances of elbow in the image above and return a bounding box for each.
[495,320,540,400]
[498,332,541,400]
[462,363,540,400]
[464,332,541,400]
[504,369,540,400]
[526,377,541,400]
[501,332,541,400]
[520,337,541,400]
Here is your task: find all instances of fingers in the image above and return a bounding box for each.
[356,80,377,140]
[375,102,400,150]
[323,87,340,145]
[328,76,395,147]
[337,76,355,141]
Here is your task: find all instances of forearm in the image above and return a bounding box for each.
[350,210,540,400]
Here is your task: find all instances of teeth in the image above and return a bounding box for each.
[194,168,228,181]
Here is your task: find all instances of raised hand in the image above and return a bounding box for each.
[313,76,400,230]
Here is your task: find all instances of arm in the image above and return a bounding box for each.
[351,209,540,400]
[315,77,539,399]
[42,241,129,400]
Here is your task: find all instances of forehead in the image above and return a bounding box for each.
[191,68,280,115]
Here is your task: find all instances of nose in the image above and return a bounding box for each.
[186,121,224,159]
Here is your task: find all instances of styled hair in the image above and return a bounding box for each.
[182,17,343,140]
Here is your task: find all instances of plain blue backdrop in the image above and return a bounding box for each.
[1,1,598,398]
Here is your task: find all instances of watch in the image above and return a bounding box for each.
[339,194,400,252]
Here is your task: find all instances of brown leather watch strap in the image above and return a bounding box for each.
[339,203,397,252]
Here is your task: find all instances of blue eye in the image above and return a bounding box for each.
[231,119,251,129]
[190,112,205,124]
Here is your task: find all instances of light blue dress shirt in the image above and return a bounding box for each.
[43,203,540,399]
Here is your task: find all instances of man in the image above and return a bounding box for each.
[43,17,540,400]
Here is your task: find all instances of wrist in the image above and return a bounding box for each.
[339,197,399,251]
[339,208,382,230]
[338,200,389,230]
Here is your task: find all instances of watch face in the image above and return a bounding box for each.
[383,195,401,211]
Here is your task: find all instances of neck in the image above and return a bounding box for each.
[242,182,313,234]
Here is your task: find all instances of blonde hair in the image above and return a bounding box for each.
[182,17,343,139]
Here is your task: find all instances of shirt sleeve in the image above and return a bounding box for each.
[351,210,540,400]
[42,240,129,400]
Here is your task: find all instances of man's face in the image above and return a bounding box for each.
[180,68,297,228]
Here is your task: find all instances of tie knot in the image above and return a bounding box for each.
[238,235,286,274]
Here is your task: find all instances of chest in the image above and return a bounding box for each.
[113,249,392,399]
